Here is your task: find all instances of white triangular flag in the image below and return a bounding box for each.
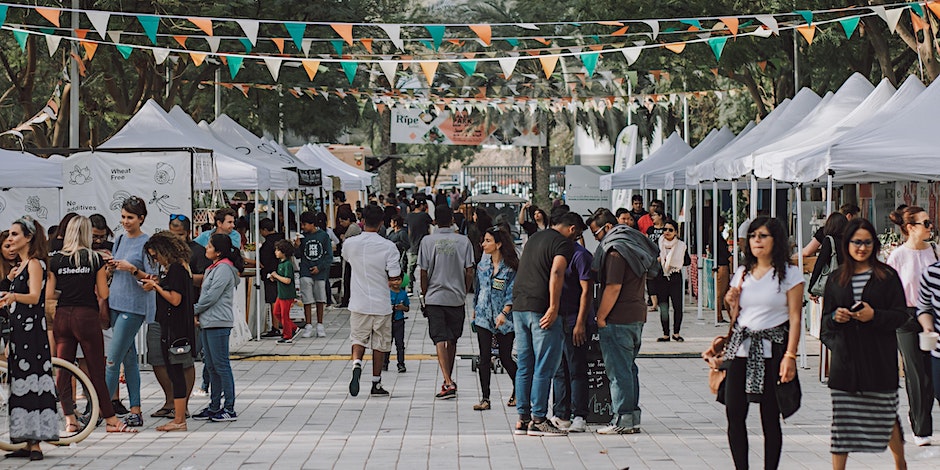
[871,6,887,24]
[205,36,221,53]
[379,24,404,50]
[378,60,397,87]
[301,39,313,57]
[237,19,259,45]
[153,48,170,65]
[643,20,659,40]
[884,7,906,34]
[753,26,774,38]
[263,57,282,81]
[755,15,779,35]
[517,23,539,30]
[85,11,110,39]
[498,57,519,78]
[108,30,122,43]
[45,34,62,56]
[621,47,642,65]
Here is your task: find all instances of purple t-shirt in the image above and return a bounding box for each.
[560,243,595,328]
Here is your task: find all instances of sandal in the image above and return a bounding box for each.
[156,422,188,432]
[473,399,491,411]
[150,408,173,418]
[64,422,81,434]
[106,422,139,433]
[672,334,684,342]
[657,336,670,342]
[506,396,516,407]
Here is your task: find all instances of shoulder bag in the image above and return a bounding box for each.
[809,236,837,296]
[702,274,744,398]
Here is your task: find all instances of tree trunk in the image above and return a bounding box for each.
[863,18,899,86]
[533,116,552,207]
[377,107,397,196]
[729,68,768,119]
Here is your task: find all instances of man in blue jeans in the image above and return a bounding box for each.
[511,211,584,436]
[588,209,659,435]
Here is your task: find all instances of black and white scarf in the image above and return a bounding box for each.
[723,322,788,395]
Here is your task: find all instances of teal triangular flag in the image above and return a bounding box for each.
[662,27,679,33]
[839,17,860,39]
[910,2,925,17]
[708,37,728,62]
[284,22,306,51]
[679,19,702,29]
[590,35,600,43]
[459,60,477,76]
[739,20,754,28]
[505,38,519,47]
[341,61,358,84]
[39,28,53,35]
[795,10,813,25]
[239,38,252,53]
[116,44,133,59]
[13,30,27,51]
[330,39,344,56]
[0,6,8,26]
[137,15,159,44]
[425,25,445,51]
[580,52,599,77]
[419,39,433,50]
[228,56,244,79]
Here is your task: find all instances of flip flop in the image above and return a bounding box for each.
[150,408,173,418]
[106,422,139,433]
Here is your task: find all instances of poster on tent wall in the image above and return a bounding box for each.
[391,108,546,146]
[0,188,61,231]
[609,125,638,211]
[60,151,192,235]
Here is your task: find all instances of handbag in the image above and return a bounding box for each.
[702,275,744,398]
[168,337,191,356]
[809,236,837,296]
[776,373,802,419]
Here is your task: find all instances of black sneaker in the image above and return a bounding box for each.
[276,338,293,344]
[123,413,144,427]
[370,382,389,396]
[527,419,567,437]
[111,400,130,417]
[192,407,220,420]
[435,383,457,400]
[349,364,362,397]
[397,364,407,373]
[209,410,238,422]
[260,329,281,338]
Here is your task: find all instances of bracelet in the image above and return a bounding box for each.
[784,352,798,360]
[132,269,139,277]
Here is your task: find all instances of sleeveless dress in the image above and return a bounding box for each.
[8,260,58,443]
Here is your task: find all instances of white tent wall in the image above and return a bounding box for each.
[0,188,61,230]
[599,132,691,190]
[0,150,63,229]
[654,127,732,190]
[294,145,370,191]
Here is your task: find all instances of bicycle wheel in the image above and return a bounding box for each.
[0,357,100,450]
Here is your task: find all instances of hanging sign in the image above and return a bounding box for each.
[391,108,545,146]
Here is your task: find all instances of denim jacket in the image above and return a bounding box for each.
[473,254,515,335]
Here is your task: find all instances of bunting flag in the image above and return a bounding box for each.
[284,22,306,50]
[108,30,122,43]
[189,17,213,36]
[664,42,686,54]
[459,60,477,76]
[929,2,940,19]
[12,29,27,51]
[137,15,159,44]
[379,24,403,50]
[263,57,282,81]
[910,10,928,32]
[612,26,629,36]
[839,16,860,38]
[330,40,344,56]
[469,24,491,45]
[538,55,559,78]
[419,61,438,84]
[425,25,445,50]
[644,20,659,39]
[796,24,816,44]
[910,2,925,17]
[708,37,728,61]
[622,47,641,65]
[153,48,170,65]
[237,19,259,45]
[82,41,98,60]
[505,38,519,47]
[678,19,702,29]
[882,7,905,34]
[302,59,320,80]
[44,34,62,56]
[720,17,739,36]
[189,52,207,66]
[379,60,397,86]
[238,38,252,53]
[228,56,244,78]
[498,57,518,78]
[86,11,110,39]
[340,61,358,84]
[206,36,221,53]
[35,7,60,27]
[795,10,813,25]
[360,38,373,53]
[580,52,599,77]
[755,14,779,35]
[174,35,188,48]
[0,6,7,27]
[331,23,354,46]
[269,38,284,54]
[115,44,132,59]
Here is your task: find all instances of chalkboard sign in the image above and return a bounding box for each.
[295,168,322,187]
[586,332,613,424]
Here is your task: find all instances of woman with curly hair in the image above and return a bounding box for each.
[142,232,195,432]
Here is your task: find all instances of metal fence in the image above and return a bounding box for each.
[460,165,565,199]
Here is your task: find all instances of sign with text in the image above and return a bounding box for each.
[391,108,546,147]
[295,168,322,187]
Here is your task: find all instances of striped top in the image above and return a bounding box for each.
[851,271,871,303]
[916,261,940,358]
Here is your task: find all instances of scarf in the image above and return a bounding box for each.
[592,224,661,281]
[659,236,686,276]
[723,322,788,395]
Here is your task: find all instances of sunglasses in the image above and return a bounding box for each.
[748,232,772,240]
[169,214,189,222]
[664,227,676,233]
[911,220,933,228]
[849,239,874,247]
[592,225,606,238]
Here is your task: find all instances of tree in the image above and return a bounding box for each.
[399,144,476,187]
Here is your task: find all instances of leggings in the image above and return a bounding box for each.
[160,344,189,399]
[475,327,517,400]
[725,357,782,470]
[273,298,297,339]
[659,274,684,335]
[54,306,116,419]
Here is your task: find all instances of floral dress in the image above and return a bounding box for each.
[8,260,58,443]
[472,254,516,335]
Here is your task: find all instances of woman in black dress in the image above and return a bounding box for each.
[0,216,56,461]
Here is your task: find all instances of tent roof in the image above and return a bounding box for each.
[599,132,691,190]
[0,149,62,187]
[655,126,736,190]
[294,144,373,191]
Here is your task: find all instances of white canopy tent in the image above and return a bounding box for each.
[651,127,735,190]
[306,144,375,185]
[0,149,63,229]
[599,132,692,190]
[294,144,373,191]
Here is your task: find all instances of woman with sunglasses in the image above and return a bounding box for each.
[646,209,667,314]
[722,217,802,470]
[886,206,937,447]
[471,226,519,411]
[821,218,909,469]
[657,220,688,342]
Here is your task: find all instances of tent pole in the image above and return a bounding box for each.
[254,189,262,341]
[696,184,704,321]
[732,180,739,272]
[771,178,777,216]
[826,173,833,215]
[796,184,807,369]
[750,174,758,218]
[283,190,289,235]
[712,181,719,324]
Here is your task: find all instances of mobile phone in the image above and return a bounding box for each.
[849,301,864,312]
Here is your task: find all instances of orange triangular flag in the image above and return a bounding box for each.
[74,29,89,40]
[218,56,227,65]
[301,60,320,80]
[70,52,86,76]
[445,39,464,46]
[911,11,928,32]
[720,17,739,36]
[710,68,719,77]
[588,44,604,51]
[174,36,188,48]
[538,55,559,78]
[469,25,491,46]
[36,7,60,27]
[81,42,98,60]
[189,52,207,67]
[612,26,629,36]
[360,38,373,53]
[331,24,354,46]
[598,21,624,26]
[533,37,551,45]
[376,103,386,114]
[272,38,285,54]
[758,61,768,72]
[796,25,816,44]
[929,2,940,20]
[664,42,686,54]
[526,50,541,57]
[239,84,250,97]
[651,70,662,81]
[462,52,476,59]
[189,17,213,36]
[419,61,438,85]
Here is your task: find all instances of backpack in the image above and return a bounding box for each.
[809,235,837,297]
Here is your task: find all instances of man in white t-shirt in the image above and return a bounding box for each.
[343,205,402,397]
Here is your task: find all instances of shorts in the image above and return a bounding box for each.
[263,276,277,304]
[300,277,327,304]
[146,322,194,368]
[349,311,392,352]
[426,304,466,344]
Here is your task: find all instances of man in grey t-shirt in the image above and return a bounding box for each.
[418,205,474,400]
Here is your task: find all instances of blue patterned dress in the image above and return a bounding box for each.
[8,260,58,443]
[472,254,516,335]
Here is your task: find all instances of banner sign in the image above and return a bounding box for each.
[60,151,193,235]
[391,108,546,147]
[295,168,322,187]
[610,125,638,210]
[0,188,62,232]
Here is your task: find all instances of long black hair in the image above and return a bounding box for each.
[742,216,790,287]
[837,218,890,286]
[209,233,244,273]
[485,225,519,271]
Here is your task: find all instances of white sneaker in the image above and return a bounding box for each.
[568,416,587,433]
[913,435,932,446]
[316,323,326,338]
[191,388,208,398]
[597,424,641,435]
[550,416,571,431]
[302,324,314,338]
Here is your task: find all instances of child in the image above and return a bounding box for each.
[386,274,410,373]
[268,240,297,344]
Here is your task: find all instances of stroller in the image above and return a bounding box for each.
[470,333,505,374]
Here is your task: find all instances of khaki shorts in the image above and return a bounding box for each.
[299,277,327,304]
[349,312,392,352]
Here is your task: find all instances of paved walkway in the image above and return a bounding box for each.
[4,300,940,469]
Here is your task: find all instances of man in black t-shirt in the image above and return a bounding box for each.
[511,211,584,437]
[405,198,432,293]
